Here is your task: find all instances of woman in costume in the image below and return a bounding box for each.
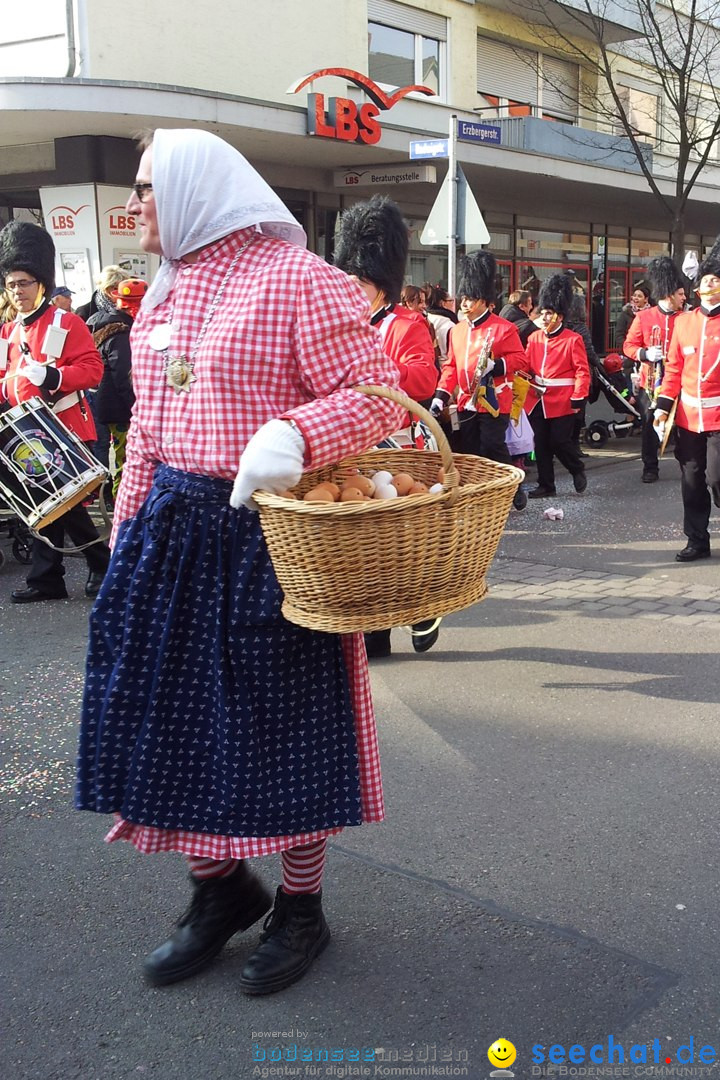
[76,129,405,995]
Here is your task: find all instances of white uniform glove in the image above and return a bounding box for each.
[478,358,496,378]
[230,419,305,511]
[429,397,445,416]
[645,345,663,364]
[653,410,669,442]
[23,357,49,386]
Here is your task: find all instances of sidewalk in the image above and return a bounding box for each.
[3,448,719,1080]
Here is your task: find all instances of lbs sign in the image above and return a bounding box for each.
[290,68,434,145]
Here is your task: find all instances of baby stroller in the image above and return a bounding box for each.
[0,496,34,566]
[584,353,643,448]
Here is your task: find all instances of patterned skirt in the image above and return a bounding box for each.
[76,465,383,855]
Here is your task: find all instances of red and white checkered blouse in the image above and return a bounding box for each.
[106,227,405,860]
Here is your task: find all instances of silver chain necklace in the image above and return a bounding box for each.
[161,235,256,394]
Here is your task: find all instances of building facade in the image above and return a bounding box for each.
[1,0,719,351]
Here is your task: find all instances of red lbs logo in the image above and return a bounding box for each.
[49,204,89,233]
[290,68,434,145]
[106,206,137,233]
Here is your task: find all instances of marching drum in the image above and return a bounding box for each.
[0,398,107,530]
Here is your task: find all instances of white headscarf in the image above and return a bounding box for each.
[143,128,306,309]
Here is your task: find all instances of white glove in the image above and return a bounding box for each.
[429,397,445,416]
[479,358,496,377]
[653,410,669,443]
[645,346,663,364]
[23,357,49,386]
[230,419,305,511]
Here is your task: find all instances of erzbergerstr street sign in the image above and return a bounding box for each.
[457,119,502,145]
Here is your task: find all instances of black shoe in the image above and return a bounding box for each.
[143,864,273,986]
[85,570,107,598]
[573,472,588,494]
[528,485,557,499]
[239,887,331,996]
[11,586,68,604]
[642,470,659,484]
[512,487,528,511]
[411,617,441,653]
[364,629,391,658]
[675,544,711,563]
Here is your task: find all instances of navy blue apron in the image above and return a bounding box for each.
[76,465,361,837]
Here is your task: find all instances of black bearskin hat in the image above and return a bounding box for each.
[0,221,56,294]
[645,256,682,301]
[697,236,720,282]
[457,250,497,304]
[333,195,408,304]
[538,273,573,318]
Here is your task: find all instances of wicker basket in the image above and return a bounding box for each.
[254,386,523,633]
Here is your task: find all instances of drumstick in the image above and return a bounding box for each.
[2,357,54,386]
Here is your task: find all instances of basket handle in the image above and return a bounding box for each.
[353,384,459,498]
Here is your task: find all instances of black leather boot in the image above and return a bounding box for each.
[239,887,331,995]
[144,864,272,986]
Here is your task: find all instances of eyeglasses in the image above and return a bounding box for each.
[132,183,154,202]
[4,279,37,292]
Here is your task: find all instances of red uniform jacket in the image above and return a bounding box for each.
[439,312,525,414]
[375,305,438,403]
[524,326,590,419]
[622,305,682,391]
[657,307,720,434]
[0,303,103,442]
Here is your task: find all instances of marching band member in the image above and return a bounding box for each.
[622,257,686,484]
[0,221,110,602]
[524,273,590,498]
[76,128,406,996]
[333,195,440,656]
[430,251,528,510]
[654,238,720,562]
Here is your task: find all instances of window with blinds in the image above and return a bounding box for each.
[368,0,447,99]
[476,35,579,122]
[368,0,447,40]
[542,56,578,119]
[477,36,538,108]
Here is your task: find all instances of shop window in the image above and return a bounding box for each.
[368,0,446,99]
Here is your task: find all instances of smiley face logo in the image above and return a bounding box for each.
[488,1039,517,1069]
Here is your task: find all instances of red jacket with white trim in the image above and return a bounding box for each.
[375,305,438,403]
[524,325,590,419]
[0,302,103,441]
[439,311,526,414]
[657,307,720,433]
[622,305,682,391]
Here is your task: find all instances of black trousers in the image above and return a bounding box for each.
[635,389,659,472]
[529,407,585,490]
[674,427,720,547]
[451,410,511,464]
[27,502,111,595]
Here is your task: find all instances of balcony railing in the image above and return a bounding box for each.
[491,115,652,172]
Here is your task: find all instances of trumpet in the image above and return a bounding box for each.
[649,325,664,407]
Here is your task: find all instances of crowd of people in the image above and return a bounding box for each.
[1,127,719,1001]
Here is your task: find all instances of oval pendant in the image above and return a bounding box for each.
[148,323,172,351]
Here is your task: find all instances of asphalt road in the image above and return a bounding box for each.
[3,439,720,1080]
